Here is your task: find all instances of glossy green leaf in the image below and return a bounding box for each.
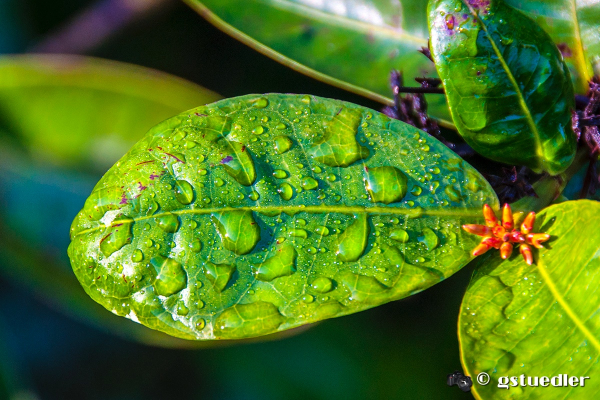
[187,0,599,127]
[459,200,600,398]
[0,54,221,347]
[69,93,499,340]
[504,0,600,95]
[428,0,577,175]
[185,0,453,125]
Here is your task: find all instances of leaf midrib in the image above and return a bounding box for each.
[536,257,600,353]
[73,205,484,237]
[463,1,544,163]
[569,0,592,83]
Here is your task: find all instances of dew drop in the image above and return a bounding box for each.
[315,226,330,236]
[419,228,440,251]
[252,126,265,135]
[311,277,334,293]
[155,212,180,233]
[301,177,319,190]
[249,191,260,201]
[390,229,409,243]
[337,214,369,262]
[308,108,369,167]
[302,294,315,303]
[100,219,133,257]
[411,186,422,196]
[190,239,202,253]
[195,318,206,330]
[278,183,294,200]
[177,302,189,316]
[214,301,285,339]
[254,245,297,281]
[289,228,308,239]
[150,255,187,297]
[364,166,408,204]
[273,169,288,179]
[218,139,257,186]
[444,185,462,202]
[253,98,269,109]
[211,210,261,255]
[273,136,293,154]
[204,262,236,292]
[131,249,144,262]
[215,178,225,187]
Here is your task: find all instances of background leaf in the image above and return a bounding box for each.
[187,0,599,126]
[185,0,453,125]
[460,200,600,398]
[69,93,499,340]
[504,0,600,94]
[428,0,576,175]
[0,54,221,347]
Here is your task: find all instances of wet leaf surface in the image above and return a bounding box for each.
[429,0,577,175]
[69,94,499,340]
[460,200,600,399]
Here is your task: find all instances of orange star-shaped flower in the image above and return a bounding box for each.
[462,204,550,265]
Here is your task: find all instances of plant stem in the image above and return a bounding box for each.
[511,147,590,213]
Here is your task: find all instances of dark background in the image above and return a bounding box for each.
[0,1,474,398]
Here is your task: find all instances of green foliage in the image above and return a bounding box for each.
[504,0,600,93]
[0,54,221,347]
[68,94,498,340]
[428,0,576,175]
[185,0,452,125]
[0,54,220,170]
[188,0,600,127]
[460,200,600,398]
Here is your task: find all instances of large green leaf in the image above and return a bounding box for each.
[68,94,499,340]
[459,200,600,399]
[428,0,577,175]
[0,54,221,347]
[504,0,600,95]
[185,0,453,125]
[187,0,599,125]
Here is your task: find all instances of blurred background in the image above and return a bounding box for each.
[0,0,475,398]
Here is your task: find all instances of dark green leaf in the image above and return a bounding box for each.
[69,94,499,340]
[504,0,600,94]
[459,200,600,398]
[428,0,577,175]
[0,55,221,347]
[185,0,453,125]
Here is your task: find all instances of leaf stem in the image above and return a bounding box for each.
[512,146,589,213]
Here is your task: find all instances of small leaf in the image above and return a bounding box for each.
[428,0,577,175]
[69,94,499,340]
[459,200,600,398]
